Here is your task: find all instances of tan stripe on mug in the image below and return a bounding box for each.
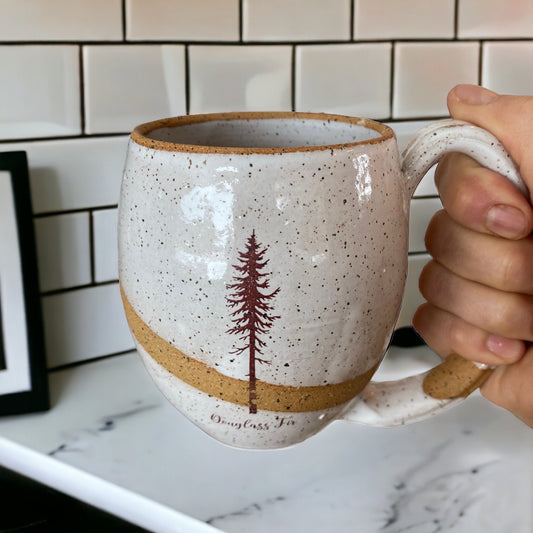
[121,288,377,413]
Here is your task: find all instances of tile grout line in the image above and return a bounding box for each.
[239,0,244,42]
[88,209,96,284]
[0,132,129,144]
[121,0,127,41]
[390,41,395,120]
[34,205,118,219]
[478,40,484,86]
[40,279,119,299]
[1,37,520,47]
[47,349,136,373]
[454,0,460,39]
[185,45,191,115]
[78,45,86,134]
[291,45,296,112]
[350,0,355,41]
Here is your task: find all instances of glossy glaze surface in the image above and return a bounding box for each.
[119,113,407,448]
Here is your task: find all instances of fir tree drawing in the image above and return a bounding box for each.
[226,230,280,414]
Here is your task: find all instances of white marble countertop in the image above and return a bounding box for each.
[0,347,532,533]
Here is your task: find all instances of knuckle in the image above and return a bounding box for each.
[447,320,466,353]
[411,303,431,337]
[497,296,533,341]
[528,305,533,341]
[498,246,528,289]
[511,297,533,341]
[424,210,446,254]
[418,261,439,299]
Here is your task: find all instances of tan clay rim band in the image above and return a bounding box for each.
[121,288,378,413]
[130,111,394,155]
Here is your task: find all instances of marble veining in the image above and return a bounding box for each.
[48,402,159,457]
[97,403,160,432]
[381,441,496,532]
[206,495,287,528]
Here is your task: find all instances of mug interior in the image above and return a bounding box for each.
[132,112,393,153]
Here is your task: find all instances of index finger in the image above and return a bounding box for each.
[435,152,533,239]
[448,85,533,199]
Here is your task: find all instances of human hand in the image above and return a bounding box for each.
[412,84,533,427]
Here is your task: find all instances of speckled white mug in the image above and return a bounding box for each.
[118,112,527,450]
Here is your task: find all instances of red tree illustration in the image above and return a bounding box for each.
[226,230,280,414]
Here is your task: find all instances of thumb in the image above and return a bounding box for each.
[448,84,533,201]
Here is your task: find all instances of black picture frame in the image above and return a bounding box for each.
[0,151,49,415]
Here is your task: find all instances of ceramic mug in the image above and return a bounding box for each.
[118,112,527,450]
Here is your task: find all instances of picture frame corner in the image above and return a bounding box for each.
[0,149,49,416]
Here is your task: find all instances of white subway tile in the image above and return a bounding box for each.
[388,120,438,197]
[354,0,454,40]
[34,213,92,293]
[126,0,239,41]
[414,173,437,198]
[42,284,134,367]
[295,44,391,119]
[396,254,431,329]
[83,45,186,134]
[458,0,533,38]
[243,0,350,42]
[0,0,122,41]
[409,198,442,253]
[0,46,80,140]
[482,41,533,95]
[390,120,432,152]
[0,137,129,214]
[393,42,479,119]
[189,45,292,114]
[93,208,119,283]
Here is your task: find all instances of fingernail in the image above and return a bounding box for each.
[453,84,499,105]
[487,335,523,360]
[486,204,527,239]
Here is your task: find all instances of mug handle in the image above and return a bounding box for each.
[342,119,529,426]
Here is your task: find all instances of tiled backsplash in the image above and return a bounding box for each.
[1,0,532,369]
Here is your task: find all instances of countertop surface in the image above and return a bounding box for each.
[0,347,532,533]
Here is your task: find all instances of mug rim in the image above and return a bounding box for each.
[130,111,394,155]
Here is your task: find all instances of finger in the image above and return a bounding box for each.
[448,85,533,195]
[413,302,526,366]
[419,260,533,341]
[481,347,533,428]
[435,152,533,239]
[425,210,533,294]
